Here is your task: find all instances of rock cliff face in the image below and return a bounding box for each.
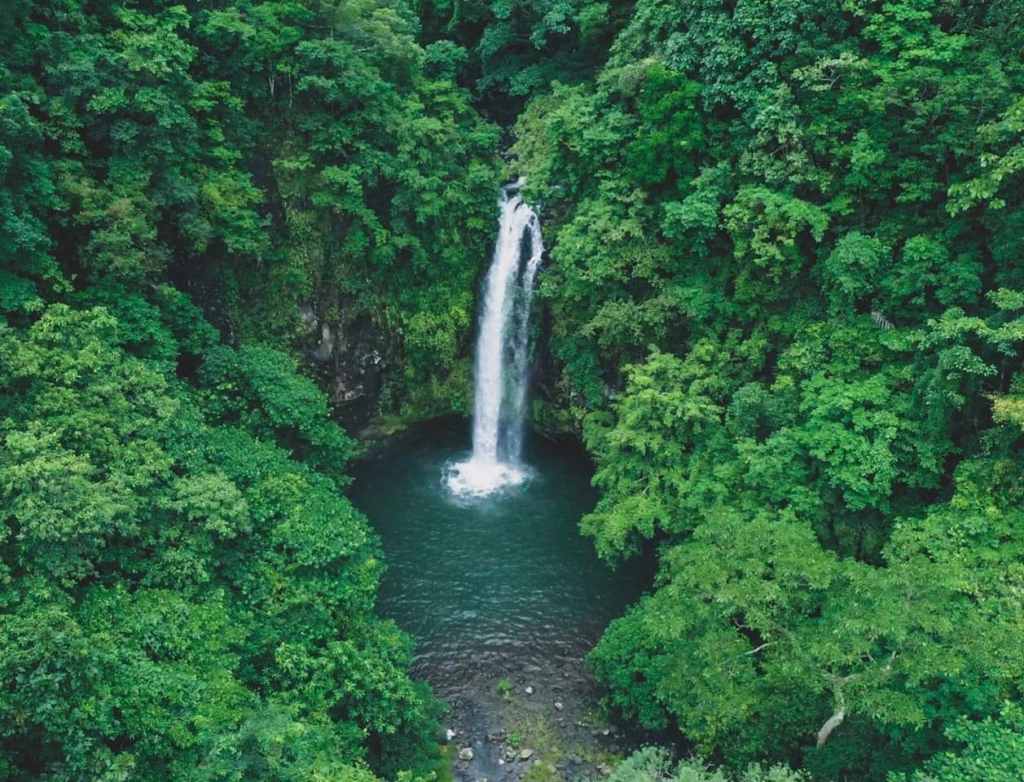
[295,291,580,438]
[298,299,389,430]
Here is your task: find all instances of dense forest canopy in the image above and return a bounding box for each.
[3,0,1024,780]
[506,1,1024,778]
[1,1,496,779]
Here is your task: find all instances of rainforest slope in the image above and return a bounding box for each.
[3,1,1024,781]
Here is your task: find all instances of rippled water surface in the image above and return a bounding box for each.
[349,417,648,696]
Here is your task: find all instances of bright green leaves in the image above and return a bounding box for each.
[606,746,810,782]
[823,233,982,322]
[904,703,1024,782]
[991,374,1024,431]
[578,286,1024,772]
[199,344,358,474]
[724,186,829,302]
[797,367,930,517]
[822,232,891,314]
[592,511,836,751]
[593,487,1024,775]
[0,305,177,583]
[914,288,1024,415]
[949,96,1024,214]
[169,472,249,540]
[583,346,731,558]
[191,705,380,782]
[625,66,703,187]
[0,587,249,780]
[0,298,440,781]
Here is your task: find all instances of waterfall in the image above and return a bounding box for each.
[446,180,544,497]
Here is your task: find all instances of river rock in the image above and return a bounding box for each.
[459,748,474,761]
[570,755,584,766]
[553,701,563,711]
[525,686,534,695]
[519,748,535,761]
[597,764,612,777]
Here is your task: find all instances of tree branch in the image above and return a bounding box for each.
[816,704,846,747]
[741,642,772,657]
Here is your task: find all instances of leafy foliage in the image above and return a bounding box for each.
[6,1,1024,781]
[0,2,507,776]
[900,703,1024,782]
[607,747,809,782]
[1,0,501,415]
[0,298,442,781]
[501,0,1024,778]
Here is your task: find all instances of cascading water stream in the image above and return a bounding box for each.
[506,220,544,462]
[445,180,544,497]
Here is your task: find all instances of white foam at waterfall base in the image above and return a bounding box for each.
[446,180,544,498]
[443,456,528,498]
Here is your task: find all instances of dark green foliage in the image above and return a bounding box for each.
[501,0,1024,778]
[0,4,488,775]
[5,0,1024,780]
[0,298,441,781]
[1,0,500,411]
[416,0,632,116]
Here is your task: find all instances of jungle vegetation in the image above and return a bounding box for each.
[3,1,1023,780]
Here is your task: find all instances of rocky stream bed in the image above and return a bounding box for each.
[440,656,640,782]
